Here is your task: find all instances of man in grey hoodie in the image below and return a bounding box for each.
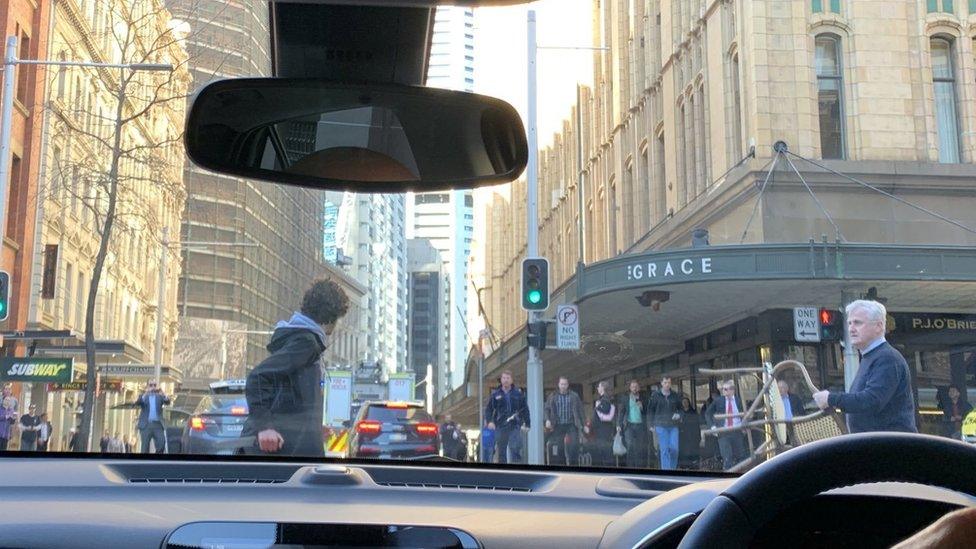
[242,279,349,456]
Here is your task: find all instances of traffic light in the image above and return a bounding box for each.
[0,271,9,322]
[521,257,549,311]
[820,308,842,341]
[526,320,548,350]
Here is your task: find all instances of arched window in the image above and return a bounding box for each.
[815,34,845,159]
[930,37,960,163]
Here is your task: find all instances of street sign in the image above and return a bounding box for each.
[47,380,123,392]
[0,357,73,383]
[387,373,415,402]
[324,370,352,427]
[556,304,580,350]
[793,307,821,343]
[98,364,157,378]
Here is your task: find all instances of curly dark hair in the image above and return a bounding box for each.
[300,279,350,326]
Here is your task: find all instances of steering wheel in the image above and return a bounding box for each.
[678,433,976,548]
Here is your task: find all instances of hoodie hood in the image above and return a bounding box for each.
[269,312,328,350]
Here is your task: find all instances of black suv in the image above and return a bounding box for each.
[347,402,439,459]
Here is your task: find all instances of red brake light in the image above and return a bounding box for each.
[416,423,438,438]
[386,402,409,409]
[230,406,247,415]
[356,420,382,437]
[190,417,205,431]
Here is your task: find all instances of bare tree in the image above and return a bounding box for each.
[34,0,239,451]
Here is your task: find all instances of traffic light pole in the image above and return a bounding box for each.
[0,37,19,272]
[841,291,859,391]
[525,11,544,466]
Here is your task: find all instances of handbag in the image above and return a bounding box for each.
[612,433,628,456]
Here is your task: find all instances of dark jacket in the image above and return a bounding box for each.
[678,407,704,459]
[704,395,743,430]
[19,414,40,443]
[942,398,973,437]
[827,342,917,434]
[544,390,584,430]
[617,392,649,431]
[485,385,531,429]
[70,431,84,452]
[783,393,805,419]
[648,390,684,427]
[591,396,616,441]
[440,421,464,450]
[136,392,171,430]
[242,327,327,456]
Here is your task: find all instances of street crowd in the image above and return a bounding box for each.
[472,370,752,470]
[466,300,954,470]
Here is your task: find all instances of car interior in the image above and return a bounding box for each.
[2,0,976,548]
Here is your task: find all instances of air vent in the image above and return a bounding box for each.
[104,463,301,485]
[364,466,555,493]
[374,481,532,493]
[129,477,287,485]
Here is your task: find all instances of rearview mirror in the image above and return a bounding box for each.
[185,79,528,192]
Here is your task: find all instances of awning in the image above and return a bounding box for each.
[437,243,976,424]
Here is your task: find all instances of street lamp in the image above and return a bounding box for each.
[0,36,175,270]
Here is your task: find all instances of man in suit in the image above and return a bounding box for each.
[705,380,748,470]
[616,380,649,468]
[136,380,171,453]
[813,300,917,434]
[778,379,805,445]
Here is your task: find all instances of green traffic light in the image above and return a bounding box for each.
[527,290,542,304]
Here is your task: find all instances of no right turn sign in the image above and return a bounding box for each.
[556,305,580,350]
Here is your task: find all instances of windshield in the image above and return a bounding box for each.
[363,406,433,424]
[194,396,248,416]
[2,0,976,476]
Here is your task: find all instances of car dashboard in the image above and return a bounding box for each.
[0,456,973,548]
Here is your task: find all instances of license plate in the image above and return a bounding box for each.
[225,424,244,433]
[389,433,407,442]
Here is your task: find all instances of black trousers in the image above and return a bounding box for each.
[548,424,579,465]
[623,423,647,468]
[140,423,166,454]
[495,427,523,464]
[718,432,747,470]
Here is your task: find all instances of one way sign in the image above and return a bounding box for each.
[793,307,821,343]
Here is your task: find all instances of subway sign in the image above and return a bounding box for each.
[0,358,74,383]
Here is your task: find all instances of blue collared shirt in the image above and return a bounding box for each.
[148,394,159,422]
[782,395,794,420]
[861,337,886,356]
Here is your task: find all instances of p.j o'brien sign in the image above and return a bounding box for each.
[625,257,713,281]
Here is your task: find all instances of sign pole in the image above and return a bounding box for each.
[841,291,859,391]
[525,10,544,466]
[154,227,168,385]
